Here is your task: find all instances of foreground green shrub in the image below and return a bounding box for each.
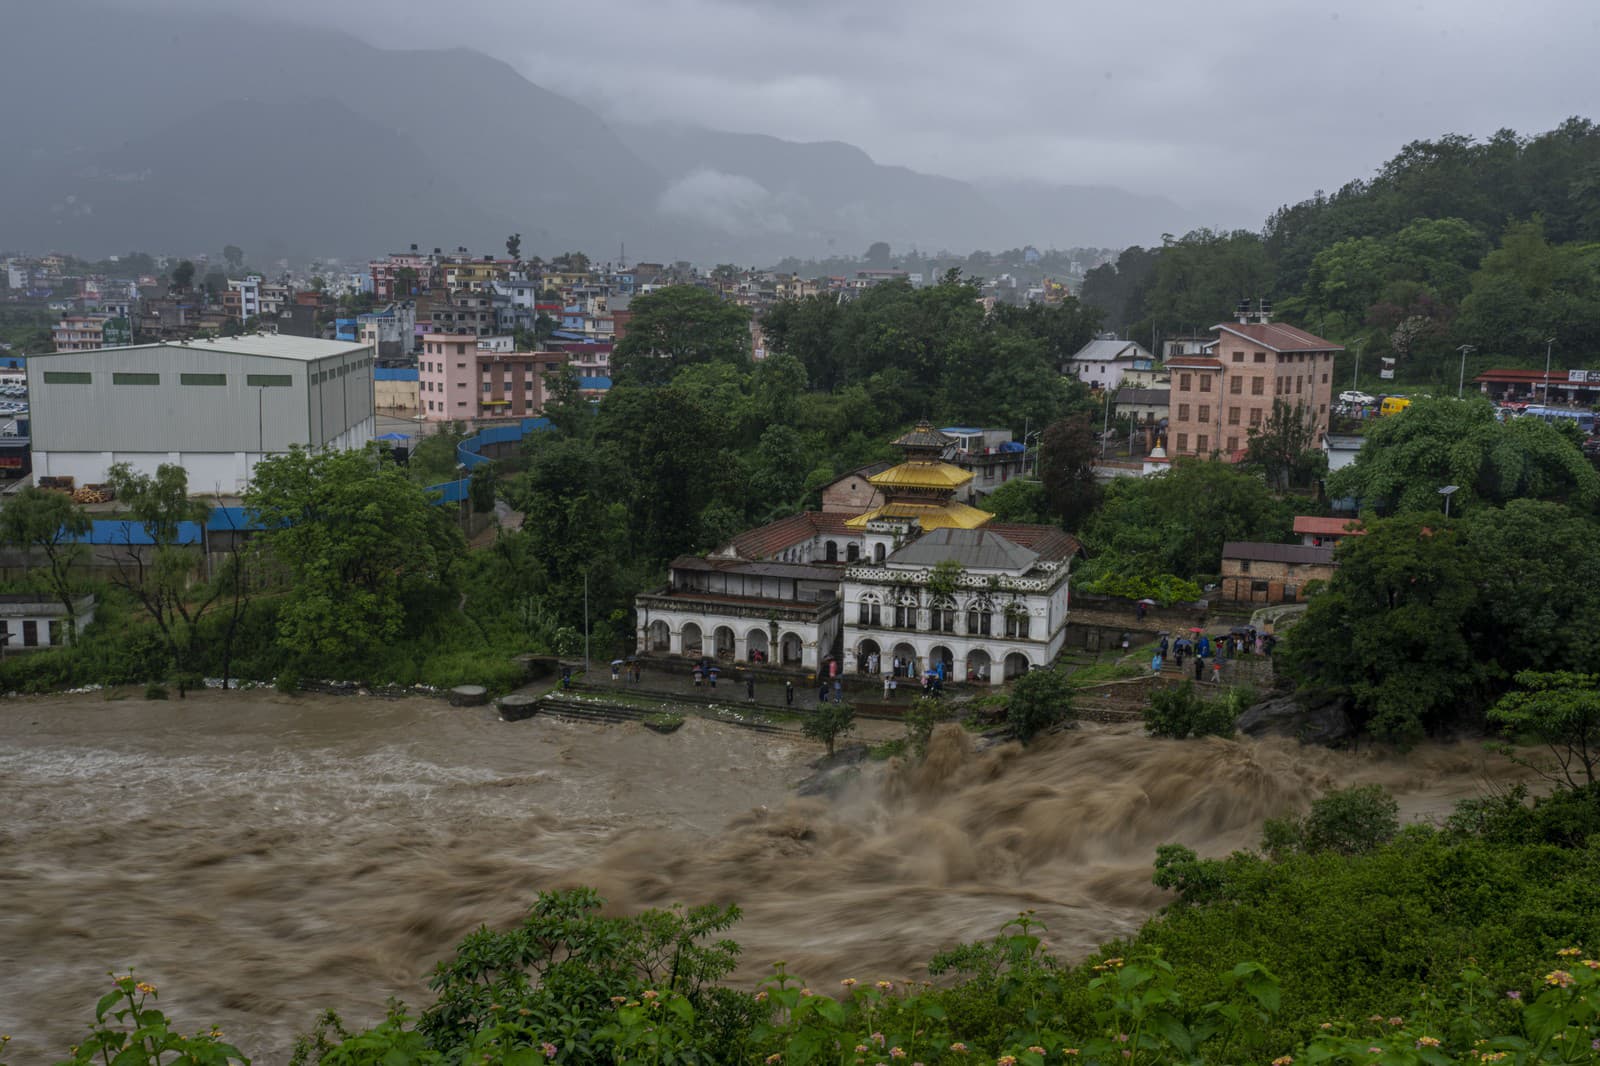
[1145,681,1238,739]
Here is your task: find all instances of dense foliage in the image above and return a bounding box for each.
[1081,120,1600,384]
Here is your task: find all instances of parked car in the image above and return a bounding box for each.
[1339,390,1376,406]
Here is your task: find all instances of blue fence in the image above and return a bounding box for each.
[423,416,554,501]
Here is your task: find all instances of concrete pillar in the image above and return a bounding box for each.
[669,627,682,656]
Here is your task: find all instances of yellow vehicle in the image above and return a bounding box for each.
[1380,396,1412,417]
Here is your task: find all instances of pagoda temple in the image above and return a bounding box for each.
[844,421,994,533]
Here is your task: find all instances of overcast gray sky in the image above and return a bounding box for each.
[154,0,1600,221]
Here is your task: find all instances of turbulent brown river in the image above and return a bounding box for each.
[0,691,1521,1063]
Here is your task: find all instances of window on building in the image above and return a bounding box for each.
[43,371,91,384]
[1176,432,1188,451]
[1197,434,1209,452]
[1321,372,1329,383]
[112,372,160,385]
[1227,436,1239,451]
[931,596,957,633]
[1178,403,1190,420]
[1178,373,1191,390]
[1230,376,1242,394]
[246,374,293,387]
[1241,559,1251,574]
[1199,375,1211,392]
[1005,608,1030,640]
[1251,377,1265,396]
[1198,404,1210,422]
[967,597,994,636]
[1228,407,1240,425]
[483,382,492,393]
[1252,579,1269,593]
[181,373,227,386]
[858,593,881,626]
[1232,351,1244,362]
[894,591,918,629]
[1250,408,1263,425]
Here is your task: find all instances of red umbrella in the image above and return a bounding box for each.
[1188,627,1203,633]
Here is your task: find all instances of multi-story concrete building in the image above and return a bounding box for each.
[1166,317,1342,459]
[225,275,263,323]
[1065,335,1156,391]
[25,335,375,492]
[52,314,110,352]
[417,332,567,422]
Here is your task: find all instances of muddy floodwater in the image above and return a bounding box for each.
[0,690,1518,1063]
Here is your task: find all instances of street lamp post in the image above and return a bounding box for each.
[1352,337,1365,391]
[1543,337,1556,402]
[1456,345,1476,399]
[1438,484,1459,519]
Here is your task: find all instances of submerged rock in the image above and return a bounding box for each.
[1237,692,1355,746]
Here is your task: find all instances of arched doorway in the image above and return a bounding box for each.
[965,649,992,683]
[714,625,736,659]
[746,627,769,663]
[892,641,918,677]
[1004,652,1031,679]
[647,620,670,652]
[929,645,954,680]
[825,540,838,562]
[846,542,860,562]
[680,622,702,657]
[873,542,886,563]
[857,638,881,674]
[780,632,803,666]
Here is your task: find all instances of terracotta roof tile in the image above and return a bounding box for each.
[985,523,1083,562]
[727,511,856,560]
[1293,516,1365,537]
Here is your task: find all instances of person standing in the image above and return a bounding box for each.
[746,676,756,703]
[693,666,703,688]
[818,680,829,705]
[882,675,892,700]
[1151,652,1163,675]
[785,680,794,706]
[833,678,843,704]
[1210,659,1223,684]
[1193,654,1204,681]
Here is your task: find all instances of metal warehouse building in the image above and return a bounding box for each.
[26,334,375,494]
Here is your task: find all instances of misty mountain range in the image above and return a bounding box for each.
[0,3,1232,265]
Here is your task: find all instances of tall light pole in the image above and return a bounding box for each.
[1352,336,1365,391]
[1438,484,1459,519]
[1456,344,1476,399]
[1543,337,1556,402]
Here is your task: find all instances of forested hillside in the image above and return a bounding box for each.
[1081,120,1600,380]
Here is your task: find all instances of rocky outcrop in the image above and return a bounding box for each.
[1237,691,1355,746]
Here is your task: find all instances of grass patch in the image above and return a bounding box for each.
[1068,661,1147,685]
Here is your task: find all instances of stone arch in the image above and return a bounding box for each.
[856,637,881,674]
[680,622,702,657]
[713,625,736,659]
[780,631,804,666]
[929,594,957,634]
[745,627,769,663]
[873,542,886,563]
[647,619,670,652]
[1004,651,1032,679]
[965,648,993,683]
[928,644,955,679]
[891,641,918,676]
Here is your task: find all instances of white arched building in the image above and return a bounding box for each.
[633,422,1082,684]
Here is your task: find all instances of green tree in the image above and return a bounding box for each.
[222,244,244,273]
[468,463,496,514]
[1261,784,1400,857]
[977,478,1049,524]
[863,241,891,269]
[103,463,218,693]
[1145,682,1238,739]
[1489,670,1600,789]
[1242,400,1327,490]
[803,700,856,757]
[1039,414,1100,530]
[0,486,91,644]
[1326,397,1600,515]
[245,448,464,662]
[170,260,195,290]
[1006,665,1075,743]
[505,233,522,262]
[612,286,751,386]
[1280,515,1489,742]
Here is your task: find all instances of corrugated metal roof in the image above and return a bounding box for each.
[374,367,419,381]
[670,556,838,581]
[869,461,973,490]
[1070,338,1147,362]
[1116,388,1170,405]
[578,376,612,389]
[886,527,1039,571]
[30,335,372,363]
[1222,541,1335,565]
[984,523,1083,562]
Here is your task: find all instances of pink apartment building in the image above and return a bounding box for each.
[418,332,569,422]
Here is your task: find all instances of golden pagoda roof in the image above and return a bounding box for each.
[844,500,995,531]
[868,460,973,490]
[890,420,956,451]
